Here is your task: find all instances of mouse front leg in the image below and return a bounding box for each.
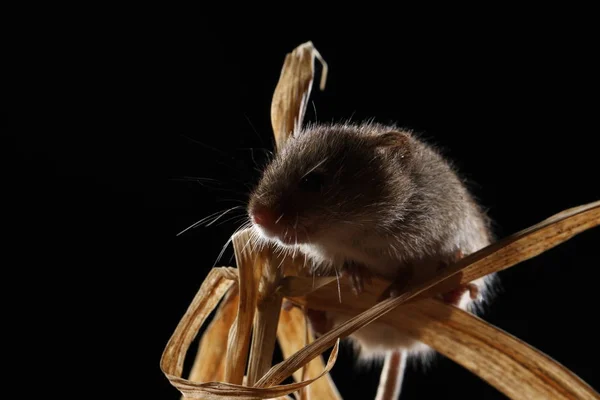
[441,283,480,305]
[377,266,414,301]
[437,249,480,305]
[341,261,373,295]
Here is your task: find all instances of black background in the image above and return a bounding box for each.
[11,14,599,399]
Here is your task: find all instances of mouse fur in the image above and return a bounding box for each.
[248,121,496,360]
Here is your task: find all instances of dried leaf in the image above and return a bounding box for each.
[187,285,240,384]
[277,307,342,400]
[270,41,327,150]
[300,269,600,398]
[247,248,284,386]
[258,200,600,388]
[169,339,340,399]
[161,267,237,385]
[418,199,600,300]
[224,230,264,384]
[279,275,338,298]
[160,262,340,398]
[404,299,599,399]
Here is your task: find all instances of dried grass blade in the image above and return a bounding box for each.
[288,277,599,399]
[277,307,342,400]
[224,230,262,384]
[279,275,338,297]
[270,41,327,150]
[418,199,600,299]
[262,201,600,387]
[393,299,599,399]
[187,285,239,385]
[247,248,284,386]
[160,267,237,382]
[169,339,340,399]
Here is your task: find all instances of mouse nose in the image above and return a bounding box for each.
[250,206,277,230]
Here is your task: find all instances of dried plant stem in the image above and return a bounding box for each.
[160,267,237,383]
[277,307,342,400]
[292,282,599,399]
[224,231,262,384]
[375,350,407,400]
[410,300,599,400]
[247,250,284,386]
[187,286,239,385]
[418,200,600,299]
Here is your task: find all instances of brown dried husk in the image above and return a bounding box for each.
[161,41,600,399]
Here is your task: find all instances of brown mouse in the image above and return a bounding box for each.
[247,121,496,361]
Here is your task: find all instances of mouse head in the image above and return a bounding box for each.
[248,124,414,247]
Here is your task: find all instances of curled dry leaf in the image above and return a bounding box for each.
[277,306,342,400]
[223,230,263,384]
[161,231,342,399]
[247,247,284,386]
[169,339,340,399]
[270,41,327,150]
[161,267,237,387]
[187,285,239,385]
[279,275,338,298]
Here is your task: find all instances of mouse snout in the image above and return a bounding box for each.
[249,203,309,244]
[250,205,278,231]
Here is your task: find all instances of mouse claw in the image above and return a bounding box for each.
[377,267,413,302]
[341,262,372,295]
[466,283,480,300]
[454,249,464,262]
[437,249,465,272]
[442,283,480,305]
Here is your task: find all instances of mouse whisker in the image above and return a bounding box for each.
[176,206,242,236]
[227,220,252,263]
[204,206,245,227]
[212,236,232,267]
[219,220,253,266]
[214,197,251,205]
[301,156,329,179]
[240,225,261,255]
[215,214,248,227]
[276,255,285,270]
[333,265,342,303]
[276,213,285,224]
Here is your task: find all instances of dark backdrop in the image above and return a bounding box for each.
[11,17,599,399]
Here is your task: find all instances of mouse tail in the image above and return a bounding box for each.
[375,350,408,400]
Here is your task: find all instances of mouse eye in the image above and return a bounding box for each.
[299,171,325,192]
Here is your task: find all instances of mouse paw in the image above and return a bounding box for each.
[377,267,414,302]
[341,262,372,295]
[437,249,465,271]
[442,283,480,305]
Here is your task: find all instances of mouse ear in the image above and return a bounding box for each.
[373,131,412,159]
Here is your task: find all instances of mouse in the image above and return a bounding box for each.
[247,121,496,362]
